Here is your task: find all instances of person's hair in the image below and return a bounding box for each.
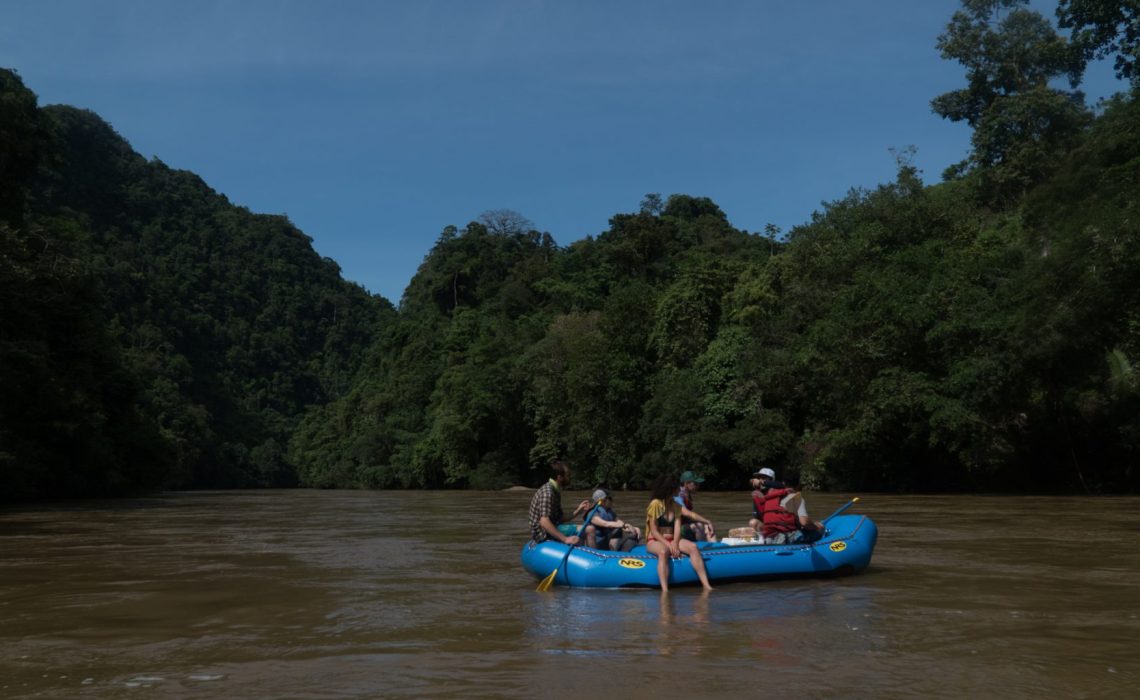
[649,473,679,501]
[550,460,571,480]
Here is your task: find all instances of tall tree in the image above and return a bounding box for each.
[932,0,1091,198]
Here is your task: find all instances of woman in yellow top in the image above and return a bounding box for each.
[645,473,714,592]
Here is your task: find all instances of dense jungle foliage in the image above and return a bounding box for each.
[2,0,1138,500]
[0,71,390,499]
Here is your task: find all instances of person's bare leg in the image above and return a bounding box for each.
[681,539,713,591]
[648,540,670,592]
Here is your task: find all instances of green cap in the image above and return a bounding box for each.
[679,470,704,484]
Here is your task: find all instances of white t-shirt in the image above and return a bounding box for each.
[780,492,808,518]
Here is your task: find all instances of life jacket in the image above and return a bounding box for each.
[751,490,765,519]
[751,481,784,518]
[676,489,704,539]
[585,505,619,544]
[758,488,798,537]
[676,488,693,512]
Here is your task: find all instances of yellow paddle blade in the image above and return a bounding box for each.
[536,567,558,592]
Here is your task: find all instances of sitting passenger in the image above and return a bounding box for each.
[583,489,641,552]
[528,460,591,545]
[754,470,824,545]
[748,467,779,532]
[675,469,716,542]
[646,473,713,592]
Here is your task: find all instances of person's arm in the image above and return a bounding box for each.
[540,515,578,545]
[680,506,713,531]
[590,514,624,529]
[571,499,591,517]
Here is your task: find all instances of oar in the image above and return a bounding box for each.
[536,500,603,592]
[822,496,860,525]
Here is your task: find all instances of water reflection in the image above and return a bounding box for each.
[526,589,715,658]
[524,578,878,668]
[656,590,710,656]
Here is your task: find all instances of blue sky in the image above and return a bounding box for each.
[1,1,1126,304]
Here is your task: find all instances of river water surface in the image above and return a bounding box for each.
[1,490,1138,698]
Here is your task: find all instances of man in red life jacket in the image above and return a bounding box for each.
[748,467,777,532]
[751,469,824,545]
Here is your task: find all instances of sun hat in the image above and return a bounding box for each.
[591,488,610,502]
[753,467,776,479]
[679,470,704,484]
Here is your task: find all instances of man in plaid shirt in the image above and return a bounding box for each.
[528,460,590,544]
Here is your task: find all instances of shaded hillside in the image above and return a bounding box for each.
[1,69,391,500]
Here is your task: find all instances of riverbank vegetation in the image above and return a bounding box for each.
[2,0,1137,499]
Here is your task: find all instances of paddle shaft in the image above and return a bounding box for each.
[538,500,604,590]
[822,497,860,524]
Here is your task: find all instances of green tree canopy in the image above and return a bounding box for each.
[1058,0,1140,82]
[933,0,1091,197]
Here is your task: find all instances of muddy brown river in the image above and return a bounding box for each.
[1,490,1137,698]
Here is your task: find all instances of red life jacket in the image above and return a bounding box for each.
[758,488,797,537]
[751,490,765,519]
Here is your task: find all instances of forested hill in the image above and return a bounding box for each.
[293,92,1139,494]
[1,69,391,499]
[293,0,1140,495]
[3,1,1140,500]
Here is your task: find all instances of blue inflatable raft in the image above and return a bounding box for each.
[521,513,878,589]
